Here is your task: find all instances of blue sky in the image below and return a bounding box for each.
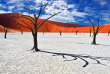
[0,0,110,25]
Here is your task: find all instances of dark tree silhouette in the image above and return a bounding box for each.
[21,29,23,34]
[4,27,8,39]
[59,30,62,36]
[43,30,45,35]
[90,28,91,37]
[43,26,48,35]
[76,30,78,35]
[88,18,103,44]
[16,3,60,52]
[19,25,23,34]
[108,30,110,36]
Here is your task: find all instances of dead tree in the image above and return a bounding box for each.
[59,30,62,36]
[90,28,91,37]
[16,3,60,52]
[43,30,45,35]
[21,29,23,34]
[88,18,103,44]
[43,31,44,35]
[108,30,110,36]
[19,25,23,34]
[76,30,78,35]
[4,27,8,39]
[43,27,48,35]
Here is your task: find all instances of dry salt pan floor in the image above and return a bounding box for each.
[0,32,110,74]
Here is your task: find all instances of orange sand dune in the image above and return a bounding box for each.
[0,25,5,32]
[0,25,15,32]
[0,13,110,33]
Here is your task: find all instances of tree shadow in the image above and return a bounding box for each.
[96,44,110,47]
[39,50,110,68]
[77,43,110,47]
[77,42,91,45]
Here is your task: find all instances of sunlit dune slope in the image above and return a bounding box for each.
[0,13,110,33]
[0,25,16,32]
[99,24,110,33]
[0,25,5,32]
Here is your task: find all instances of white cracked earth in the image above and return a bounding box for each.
[0,32,110,74]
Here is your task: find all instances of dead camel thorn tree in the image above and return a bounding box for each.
[43,30,45,35]
[88,18,103,44]
[76,30,78,35]
[21,29,23,34]
[4,27,8,39]
[108,30,110,36]
[19,25,23,34]
[90,28,91,37]
[59,30,62,36]
[16,3,61,52]
[43,26,48,35]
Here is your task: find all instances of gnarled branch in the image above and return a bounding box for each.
[16,22,30,30]
[37,12,61,29]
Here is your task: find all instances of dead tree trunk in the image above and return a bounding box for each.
[108,30,110,36]
[88,18,103,45]
[21,29,23,34]
[59,30,62,36]
[4,29,7,38]
[76,30,78,35]
[43,30,45,35]
[15,3,60,52]
[4,27,8,39]
[32,33,38,51]
[92,33,96,44]
[18,25,23,34]
[90,28,91,37]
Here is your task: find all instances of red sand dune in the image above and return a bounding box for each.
[0,25,15,32]
[0,13,110,33]
[0,25,5,32]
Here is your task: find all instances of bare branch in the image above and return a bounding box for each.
[36,8,42,21]
[25,7,36,18]
[97,26,104,33]
[36,3,49,22]
[88,19,95,32]
[95,17,101,33]
[41,3,48,12]
[96,26,100,34]
[22,15,35,21]
[23,16,35,25]
[96,26,103,34]
[37,20,43,27]
[37,12,61,29]
[13,15,35,25]
[20,20,32,29]
[16,22,30,30]
[20,20,34,34]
